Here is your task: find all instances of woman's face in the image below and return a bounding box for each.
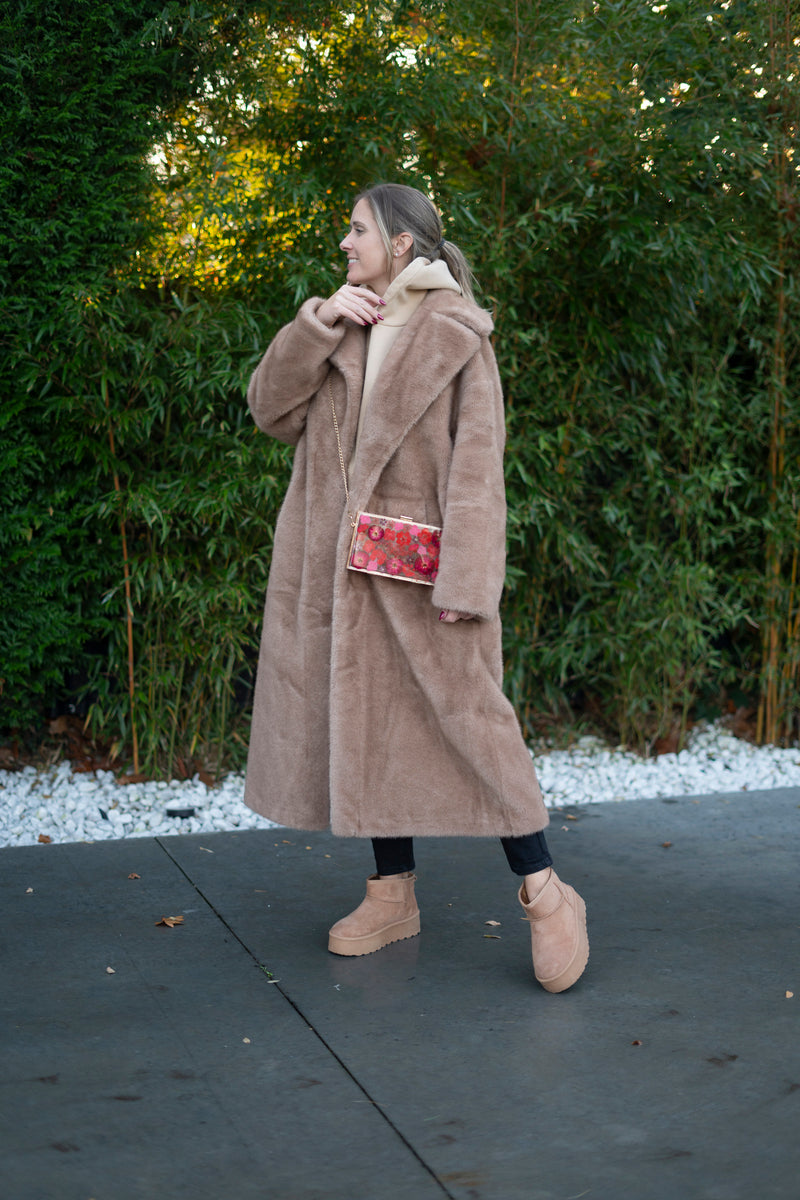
[339,198,392,294]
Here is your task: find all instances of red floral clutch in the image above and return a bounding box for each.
[347,512,442,586]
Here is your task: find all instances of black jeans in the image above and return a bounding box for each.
[371,833,553,878]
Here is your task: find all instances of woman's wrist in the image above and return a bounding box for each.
[316,296,340,327]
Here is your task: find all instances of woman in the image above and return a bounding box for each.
[244,183,589,993]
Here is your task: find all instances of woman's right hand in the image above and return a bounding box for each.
[317,285,386,328]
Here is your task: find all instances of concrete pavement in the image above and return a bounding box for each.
[1,787,798,1199]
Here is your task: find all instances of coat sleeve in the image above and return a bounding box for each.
[247,298,347,445]
[430,337,508,622]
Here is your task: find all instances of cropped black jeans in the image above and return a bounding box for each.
[371,832,553,878]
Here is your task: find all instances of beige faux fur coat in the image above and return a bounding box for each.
[243,288,548,837]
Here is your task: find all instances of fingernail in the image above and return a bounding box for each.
[377,313,384,320]
[439,612,445,621]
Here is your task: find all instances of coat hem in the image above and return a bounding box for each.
[257,816,551,838]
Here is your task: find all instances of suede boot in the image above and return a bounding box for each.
[328,873,420,957]
[518,869,589,993]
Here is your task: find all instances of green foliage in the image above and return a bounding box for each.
[0,0,174,728]
[73,288,286,775]
[0,0,269,749]
[3,0,799,768]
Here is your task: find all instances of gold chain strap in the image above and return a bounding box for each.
[328,380,358,529]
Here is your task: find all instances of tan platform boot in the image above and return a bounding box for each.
[328,873,420,957]
[518,869,589,993]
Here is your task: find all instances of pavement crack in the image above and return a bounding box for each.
[155,838,457,1200]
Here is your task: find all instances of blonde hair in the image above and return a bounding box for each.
[357,183,477,304]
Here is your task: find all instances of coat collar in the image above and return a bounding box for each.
[329,292,492,504]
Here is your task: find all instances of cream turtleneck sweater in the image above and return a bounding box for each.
[349,257,461,471]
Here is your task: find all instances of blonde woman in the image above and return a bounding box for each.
[244,183,589,992]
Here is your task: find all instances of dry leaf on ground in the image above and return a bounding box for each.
[155,915,184,928]
[485,920,501,927]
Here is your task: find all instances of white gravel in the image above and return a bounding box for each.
[2,720,800,849]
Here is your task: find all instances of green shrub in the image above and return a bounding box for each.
[3,0,798,769]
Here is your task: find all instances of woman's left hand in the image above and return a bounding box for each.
[439,610,475,623]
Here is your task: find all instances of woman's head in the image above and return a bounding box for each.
[340,183,476,302]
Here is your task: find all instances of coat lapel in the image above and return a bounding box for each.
[347,296,484,504]
[328,326,367,465]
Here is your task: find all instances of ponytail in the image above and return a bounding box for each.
[358,183,477,304]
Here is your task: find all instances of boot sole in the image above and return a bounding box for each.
[328,913,421,957]
[537,893,589,994]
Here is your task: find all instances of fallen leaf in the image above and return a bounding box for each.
[26,887,34,894]
[631,1039,643,1046]
[483,933,502,939]
[155,915,184,928]
[564,813,578,821]
[199,847,214,854]
[38,834,52,844]
[485,920,501,927]
[106,967,116,974]
[242,1037,251,1044]
[127,872,140,880]
[787,991,794,999]
[662,841,673,849]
